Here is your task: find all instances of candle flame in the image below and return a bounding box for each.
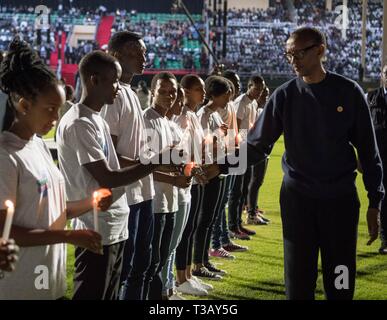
[5,200,14,210]
[184,162,195,177]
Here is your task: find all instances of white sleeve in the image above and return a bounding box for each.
[100,94,123,137]
[69,120,107,166]
[236,99,246,121]
[0,153,18,205]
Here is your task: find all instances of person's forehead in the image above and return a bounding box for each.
[157,78,177,88]
[286,36,314,51]
[125,39,146,51]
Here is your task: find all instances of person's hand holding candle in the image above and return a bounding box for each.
[0,238,19,273]
[94,188,113,212]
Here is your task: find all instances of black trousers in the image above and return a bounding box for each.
[143,212,175,300]
[193,176,223,264]
[380,176,387,245]
[280,181,359,300]
[73,241,125,300]
[247,159,269,215]
[175,184,204,270]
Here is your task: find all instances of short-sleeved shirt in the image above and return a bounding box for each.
[197,105,226,162]
[174,106,205,185]
[169,119,192,204]
[235,93,258,130]
[101,82,155,206]
[0,132,67,299]
[143,107,178,213]
[56,103,129,245]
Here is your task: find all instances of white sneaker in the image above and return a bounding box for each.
[169,292,186,300]
[176,280,208,296]
[190,276,214,291]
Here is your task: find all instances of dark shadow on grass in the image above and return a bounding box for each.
[357,252,380,259]
[356,262,387,279]
[207,293,261,300]
[239,283,286,296]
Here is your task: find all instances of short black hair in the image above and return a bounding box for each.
[224,78,235,95]
[205,75,231,98]
[151,72,177,92]
[180,74,202,90]
[79,50,119,83]
[108,31,142,53]
[222,70,238,80]
[248,75,264,87]
[290,27,327,47]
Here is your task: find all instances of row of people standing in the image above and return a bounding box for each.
[0,31,269,300]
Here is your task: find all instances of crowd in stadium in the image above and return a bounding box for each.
[225,0,383,79]
[0,1,384,79]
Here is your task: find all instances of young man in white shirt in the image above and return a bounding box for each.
[57,51,173,300]
[228,75,268,241]
[100,31,155,300]
[143,72,191,300]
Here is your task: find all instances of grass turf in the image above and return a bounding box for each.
[64,136,387,299]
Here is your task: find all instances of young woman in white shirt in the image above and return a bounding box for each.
[0,38,108,300]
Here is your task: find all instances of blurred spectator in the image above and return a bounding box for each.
[136,80,151,110]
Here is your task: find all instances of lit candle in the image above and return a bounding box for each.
[93,191,99,233]
[184,162,195,177]
[2,200,14,241]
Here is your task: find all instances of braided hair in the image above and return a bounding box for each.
[0,37,58,130]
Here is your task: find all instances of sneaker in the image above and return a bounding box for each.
[192,266,222,281]
[204,262,227,276]
[176,280,208,296]
[210,248,236,259]
[223,241,248,252]
[379,244,387,255]
[247,214,269,225]
[191,276,214,291]
[169,291,186,300]
[256,209,270,222]
[239,225,257,236]
[229,229,251,240]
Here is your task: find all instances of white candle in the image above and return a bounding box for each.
[2,200,14,240]
[93,192,99,233]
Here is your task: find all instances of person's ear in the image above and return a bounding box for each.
[318,44,326,60]
[16,97,31,116]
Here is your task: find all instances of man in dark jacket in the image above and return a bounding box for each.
[367,64,387,255]
[246,27,384,300]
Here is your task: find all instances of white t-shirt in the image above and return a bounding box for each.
[217,102,238,148]
[0,132,67,300]
[143,107,178,213]
[234,93,258,130]
[101,82,154,206]
[173,106,205,185]
[169,119,192,204]
[173,106,204,165]
[197,105,226,162]
[56,103,129,245]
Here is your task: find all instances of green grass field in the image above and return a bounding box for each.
[64,136,387,300]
